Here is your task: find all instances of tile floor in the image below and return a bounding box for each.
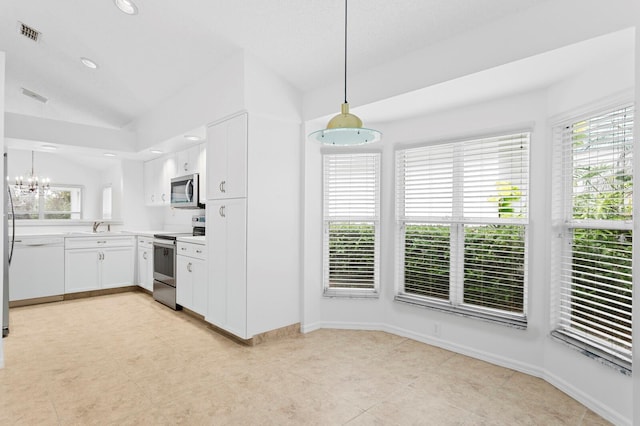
[0,292,611,425]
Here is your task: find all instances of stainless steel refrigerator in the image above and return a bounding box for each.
[3,151,14,338]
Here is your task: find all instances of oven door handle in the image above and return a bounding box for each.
[153,240,175,250]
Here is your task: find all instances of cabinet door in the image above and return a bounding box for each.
[207,198,247,338]
[137,247,153,291]
[206,113,247,200]
[145,249,154,291]
[160,155,177,205]
[192,258,208,317]
[177,145,201,175]
[65,249,101,293]
[101,247,135,289]
[143,159,158,206]
[176,255,193,310]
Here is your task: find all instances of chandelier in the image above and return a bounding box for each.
[14,151,51,196]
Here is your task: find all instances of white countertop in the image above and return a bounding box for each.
[177,236,206,244]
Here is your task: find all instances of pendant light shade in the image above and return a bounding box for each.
[308,0,381,146]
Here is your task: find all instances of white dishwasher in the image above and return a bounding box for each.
[9,236,65,302]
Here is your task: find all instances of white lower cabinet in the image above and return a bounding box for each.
[176,241,208,316]
[206,198,247,338]
[137,237,154,292]
[65,236,135,294]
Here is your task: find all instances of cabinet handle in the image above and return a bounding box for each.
[184,162,189,172]
[187,262,192,273]
[195,249,202,254]
[161,193,166,202]
[181,247,187,251]
[219,180,226,193]
[151,194,155,202]
[143,252,147,260]
[97,241,107,244]
[219,205,226,217]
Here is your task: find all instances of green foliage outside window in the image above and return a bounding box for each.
[328,222,375,289]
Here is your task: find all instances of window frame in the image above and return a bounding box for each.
[12,184,83,220]
[550,103,634,373]
[322,150,381,298]
[394,131,531,328]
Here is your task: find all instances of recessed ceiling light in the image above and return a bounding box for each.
[184,135,201,141]
[104,153,116,157]
[81,57,98,69]
[42,145,57,150]
[151,150,163,154]
[114,0,138,15]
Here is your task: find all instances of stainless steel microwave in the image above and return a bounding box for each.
[170,173,201,209]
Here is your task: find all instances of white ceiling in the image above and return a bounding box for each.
[1,0,552,130]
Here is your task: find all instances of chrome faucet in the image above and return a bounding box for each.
[92,221,103,233]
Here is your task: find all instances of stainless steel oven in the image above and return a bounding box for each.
[152,234,186,310]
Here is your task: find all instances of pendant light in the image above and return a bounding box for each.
[309,0,381,145]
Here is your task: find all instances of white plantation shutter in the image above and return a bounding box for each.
[396,132,529,326]
[323,153,380,294]
[553,105,633,369]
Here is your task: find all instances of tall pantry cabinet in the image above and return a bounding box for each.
[205,112,300,340]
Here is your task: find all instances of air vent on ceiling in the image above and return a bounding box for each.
[19,22,41,42]
[21,87,48,103]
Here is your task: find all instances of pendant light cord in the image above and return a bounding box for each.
[344,0,348,104]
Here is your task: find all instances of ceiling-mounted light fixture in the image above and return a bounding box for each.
[308,0,381,146]
[114,0,138,15]
[80,57,98,69]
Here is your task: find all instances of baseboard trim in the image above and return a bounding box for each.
[9,295,64,308]
[63,286,139,301]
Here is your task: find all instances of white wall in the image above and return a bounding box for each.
[1,50,6,368]
[302,33,636,425]
[132,52,246,151]
[303,0,638,122]
[5,113,136,153]
[244,51,303,335]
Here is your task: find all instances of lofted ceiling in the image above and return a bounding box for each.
[1,0,553,131]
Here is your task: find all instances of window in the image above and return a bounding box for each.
[323,152,380,296]
[396,132,530,326]
[102,186,113,220]
[12,185,82,220]
[552,105,633,371]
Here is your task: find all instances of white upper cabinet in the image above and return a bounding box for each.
[207,113,247,200]
[143,154,177,206]
[176,145,201,176]
[144,143,206,206]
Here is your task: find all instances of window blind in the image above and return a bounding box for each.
[555,105,633,365]
[396,132,529,325]
[323,153,380,294]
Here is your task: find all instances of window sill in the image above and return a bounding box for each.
[394,294,527,329]
[550,330,631,376]
[323,289,379,299]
